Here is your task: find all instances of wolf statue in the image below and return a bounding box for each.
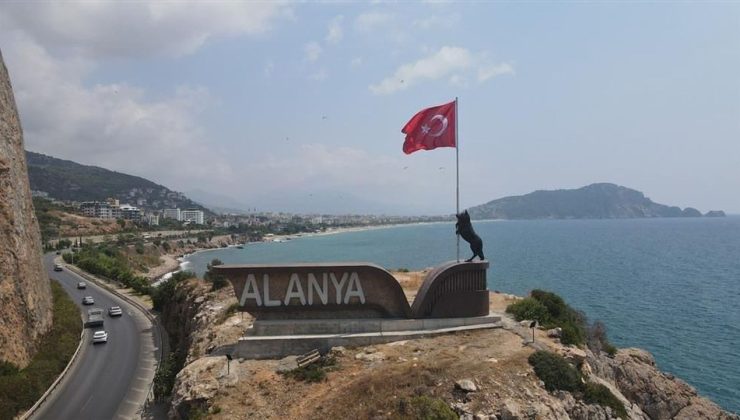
[455,210,485,262]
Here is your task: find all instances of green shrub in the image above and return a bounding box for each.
[531,290,567,318]
[529,351,626,418]
[204,259,228,291]
[66,245,152,295]
[506,297,551,324]
[287,363,326,382]
[528,351,582,393]
[587,321,618,357]
[397,395,457,420]
[153,352,187,400]
[560,322,585,346]
[583,382,627,418]
[508,290,587,346]
[0,361,18,376]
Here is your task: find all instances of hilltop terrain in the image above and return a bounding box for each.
[468,183,725,220]
[151,270,737,419]
[26,150,210,214]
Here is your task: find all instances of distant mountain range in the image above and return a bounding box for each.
[26,151,210,214]
[468,183,725,220]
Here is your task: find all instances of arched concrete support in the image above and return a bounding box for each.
[215,263,412,320]
[410,260,490,318]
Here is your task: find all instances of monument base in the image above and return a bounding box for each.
[224,314,501,359]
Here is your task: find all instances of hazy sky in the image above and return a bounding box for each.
[1,1,738,214]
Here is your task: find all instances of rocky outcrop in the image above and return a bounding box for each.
[681,207,702,217]
[164,285,739,419]
[587,348,738,420]
[0,51,53,368]
[705,210,726,217]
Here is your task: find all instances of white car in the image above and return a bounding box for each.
[82,296,94,305]
[77,281,87,289]
[108,306,123,317]
[92,330,108,344]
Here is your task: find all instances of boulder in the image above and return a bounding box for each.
[355,351,386,362]
[455,379,478,392]
[275,355,298,373]
[547,327,562,338]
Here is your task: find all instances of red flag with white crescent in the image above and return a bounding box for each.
[401,100,456,154]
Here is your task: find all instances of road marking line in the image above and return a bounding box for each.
[81,394,94,411]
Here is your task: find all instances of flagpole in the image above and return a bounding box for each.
[455,97,460,263]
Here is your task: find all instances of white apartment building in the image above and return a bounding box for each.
[163,208,181,221]
[181,209,204,225]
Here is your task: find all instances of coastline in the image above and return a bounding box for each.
[153,221,448,281]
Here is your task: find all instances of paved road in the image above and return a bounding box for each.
[33,254,159,420]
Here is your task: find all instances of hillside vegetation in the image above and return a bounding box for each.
[468,183,723,220]
[26,151,209,214]
[0,281,81,419]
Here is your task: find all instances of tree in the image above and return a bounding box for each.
[204,259,228,290]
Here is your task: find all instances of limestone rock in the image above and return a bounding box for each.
[355,351,386,362]
[0,50,53,368]
[560,346,587,364]
[588,348,739,420]
[275,355,298,373]
[455,379,478,392]
[170,356,233,419]
[568,402,613,420]
[547,327,562,338]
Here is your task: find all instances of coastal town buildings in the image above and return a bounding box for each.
[163,208,181,221]
[79,200,141,221]
[145,213,159,226]
[181,209,204,225]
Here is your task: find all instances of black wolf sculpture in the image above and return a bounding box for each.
[456,210,485,262]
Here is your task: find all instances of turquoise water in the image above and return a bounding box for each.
[185,217,740,413]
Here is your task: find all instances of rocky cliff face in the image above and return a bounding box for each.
[0,51,53,368]
[586,348,735,419]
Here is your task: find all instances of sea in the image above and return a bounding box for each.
[183,217,740,413]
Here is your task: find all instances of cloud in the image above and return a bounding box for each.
[264,60,275,77]
[304,41,322,62]
[325,15,344,44]
[370,46,515,95]
[0,1,292,58]
[1,33,234,191]
[354,11,394,32]
[412,14,460,30]
[478,62,515,82]
[369,46,473,95]
[350,57,363,68]
[309,69,328,81]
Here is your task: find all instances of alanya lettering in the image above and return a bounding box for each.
[239,272,366,307]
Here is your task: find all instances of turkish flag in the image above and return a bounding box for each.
[401,100,457,154]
